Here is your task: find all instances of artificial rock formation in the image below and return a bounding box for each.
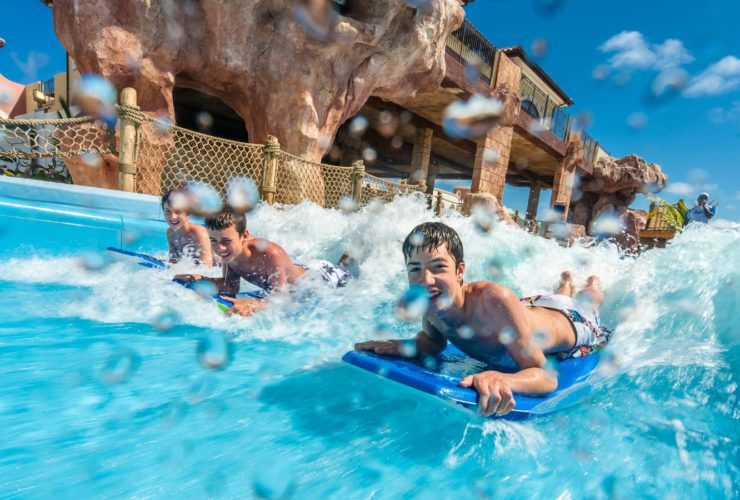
[571,154,667,228]
[53,0,464,162]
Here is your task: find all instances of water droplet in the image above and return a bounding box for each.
[457,325,475,339]
[421,355,439,370]
[291,0,337,42]
[191,280,219,299]
[533,0,564,18]
[531,37,548,58]
[101,349,141,384]
[187,376,217,404]
[76,74,117,126]
[338,196,357,213]
[349,115,369,137]
[154,113,173,134]
[533,330,548,347]
[254,239,271,252]
[472,204,495,233]
[79,251,111,272]
[196,111,213,131]
[482,148,499,164]
[436,292,453,310]
[488,259,503,280]
[227,177,259,213]
[318,133,332,150]
[362,147,377,163]
[390,135,404,149]
[399,339,417,357]
[404,0,433,13]
[185,181,223,215]
[160,401,188,428]
[442,95,504,139]
[397,284,430,321]
[408,230,425,247]
[549,222,570,240]
[498,327,515,345]
[196,331,233,371]
[376,110,398,137]
[627,112,648,130]
[544,356,559,376]
[374,322,393,339]
[647,67,688,103]
[254,458,295,499]
[590,211,624,236]
[592,64,611,81]
[80,151,102,167]
[152,309,180,332]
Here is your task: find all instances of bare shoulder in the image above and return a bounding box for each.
[466,281,518,303]
[192,224,209,238]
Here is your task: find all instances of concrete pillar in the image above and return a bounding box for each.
[471,126,512,202]
[526,181,542,220]
[411,127,433,190]
[550,161,573,220]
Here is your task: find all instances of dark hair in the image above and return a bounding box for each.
[205,210,247,234]
[402,222,464,265]
[161,186,186,210]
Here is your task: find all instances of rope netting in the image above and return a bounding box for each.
[273,151,354,208]
[361,173,424,204]
[0,116,113,181]
[128,111,264,196]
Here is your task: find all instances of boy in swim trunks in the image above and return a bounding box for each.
[354,222,611,417]
[162,188,214,267]
[174,209,349,317]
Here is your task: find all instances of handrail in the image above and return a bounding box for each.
[445,19,496,83]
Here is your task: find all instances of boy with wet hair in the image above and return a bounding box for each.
[162,187,213,267]
[355,222,610,417]
[175,209,349,317]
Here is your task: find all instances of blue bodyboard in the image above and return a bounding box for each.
[342,344,600,419]
[107,247,168,269]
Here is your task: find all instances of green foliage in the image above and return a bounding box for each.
[647,195,686,230]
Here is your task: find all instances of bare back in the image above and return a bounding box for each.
[224,236,305,292]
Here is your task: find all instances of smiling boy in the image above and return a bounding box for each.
[354,222,611,417]
[175,210,349,316]
[162,188,213,267]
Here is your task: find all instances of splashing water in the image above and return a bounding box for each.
[0,196,737,497]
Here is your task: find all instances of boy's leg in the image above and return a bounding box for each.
[555,270,575,297]
[576,275,603,307]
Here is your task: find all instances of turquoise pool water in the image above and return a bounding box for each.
[0,178,737,497]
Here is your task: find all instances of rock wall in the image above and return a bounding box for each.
[53,0,464,162]
[571,154,667,228]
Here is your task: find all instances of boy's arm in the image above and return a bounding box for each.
[458,284,557,416]
[354,318,447,358]
[173,264,241,294]
[167,229,180,264]
[194,227,214,267]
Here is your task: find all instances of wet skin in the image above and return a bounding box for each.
[163,202,213,267]
[174,226,305,317]
[355,244,580,417]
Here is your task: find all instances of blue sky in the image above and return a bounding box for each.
[2,1,739,220]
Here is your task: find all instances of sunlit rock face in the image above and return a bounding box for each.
[572,154,667,227]
[53,0,464,161]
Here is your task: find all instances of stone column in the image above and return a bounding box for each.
[411,127,433,192]
[549,133,584,220]
[526,181,542,220]
[471,127,512,202]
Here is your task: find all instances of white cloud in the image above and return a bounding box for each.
[599,31,694,71]
[666,182,718,196]
[665,182,693,195]
[684,56,740,97]
[708,100,740,123]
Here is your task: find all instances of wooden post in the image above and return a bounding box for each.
[435,191,443,214]
[351,159,365,206]
[117,87,138,192]
[261,135,280,204]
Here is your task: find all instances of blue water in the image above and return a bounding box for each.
[0,196,738,497]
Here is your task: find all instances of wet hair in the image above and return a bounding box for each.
[161,186,186,210]
[402,222,464,265]
[204,210,247,234]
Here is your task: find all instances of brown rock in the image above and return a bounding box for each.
[572,153,667,232]
[462,191,516,226]
[53,0,464,164]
